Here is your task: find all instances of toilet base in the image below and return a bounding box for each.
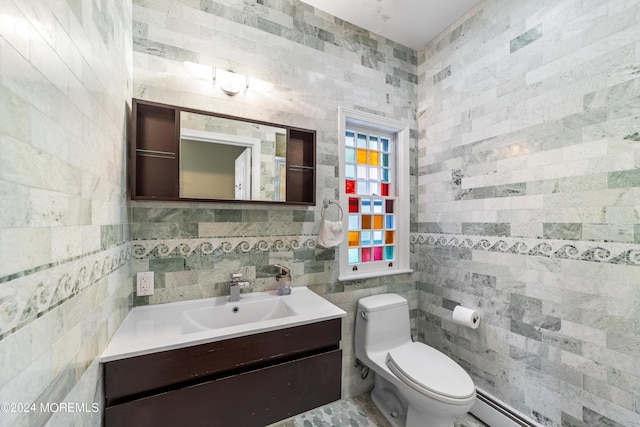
[371,386,406,427]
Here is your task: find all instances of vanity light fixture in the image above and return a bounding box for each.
[183,61,249,96]
[215,68,250,96]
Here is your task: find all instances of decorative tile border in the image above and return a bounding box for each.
[411,233,640,266]
[132,236,320,259]
[0,243,132,338]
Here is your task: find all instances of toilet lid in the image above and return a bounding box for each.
[386,343,475,400]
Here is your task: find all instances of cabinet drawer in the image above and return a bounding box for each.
[104,318,341,406]
[104,349,342,427]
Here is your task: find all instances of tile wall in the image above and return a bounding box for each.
[415,0,640,426]
[0,0,132,426]
[131,0,418,397]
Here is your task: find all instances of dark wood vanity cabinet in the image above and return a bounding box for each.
[131,98,316,205]
[102,319,342,427]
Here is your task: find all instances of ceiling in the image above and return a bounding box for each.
[299,0,481,50]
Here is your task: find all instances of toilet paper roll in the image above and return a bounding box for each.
[452,306,480,329]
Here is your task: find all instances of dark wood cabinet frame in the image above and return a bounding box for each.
[130,98,316,205]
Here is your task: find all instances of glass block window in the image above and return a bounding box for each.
[344,128,396,267]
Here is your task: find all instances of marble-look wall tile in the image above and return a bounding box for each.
[416,0,640,425]
[0,0,132,426]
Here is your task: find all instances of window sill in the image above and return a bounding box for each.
[338,268,413,282]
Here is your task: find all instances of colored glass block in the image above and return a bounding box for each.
[357,149,367,164]
[345,164,355,179]
[357,165,367,179]
[369,151,379,166]
[385,215,395,229]
[348,231,359,247]
[357,133,368,148]
[346,180,355,194]
[361,231,372,246]
[374,247,383,261]
[361,247,371,262]
[346,131,355,146]
[369,182,379,196]
[373,199,383,213]
[373,231,383,245]
[357,180,367,194]
[348,215,359,230]
[381,138,389,152]
[362,215,372,229]
[361,198,371,213]
[385,246,394,260]
[385,231,394,244]
[346,147,355,163]
[382,168,389,182]
[381,183,389,196]
[385,199,394,213]
[382,153,389,167]
[369,136,378,150]
[348,248,360,264]
[374,215,383,229]
[348,198,359,213]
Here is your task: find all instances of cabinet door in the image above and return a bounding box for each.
[286,129,315,203]
[104,350,342,427]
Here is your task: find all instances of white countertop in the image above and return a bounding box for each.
[100,286,346,362]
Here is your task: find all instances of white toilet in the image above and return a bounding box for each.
[355,293,476,427]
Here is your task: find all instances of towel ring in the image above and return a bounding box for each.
[321,200,344,221]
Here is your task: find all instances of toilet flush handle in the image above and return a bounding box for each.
[360,311,368,320]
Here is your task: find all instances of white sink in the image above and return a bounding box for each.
[182,298,296,334]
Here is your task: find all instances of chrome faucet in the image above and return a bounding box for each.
[273,264,292,295]
[229,273,248,302]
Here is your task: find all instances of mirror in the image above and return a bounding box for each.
[179,112,287,201]
[132,99,315,205]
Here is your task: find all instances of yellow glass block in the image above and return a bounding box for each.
[357,149,368,164]
[385,231,394,244]
[373,215,383,229]
[362,215,372,229]
[348,231,359,247]
[369,151,379,166]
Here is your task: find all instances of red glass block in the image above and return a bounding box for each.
[348,198,359,213]
[346,180,356,194]
[361,247,371,262]
[374,247,383,261]
[381,183,389,196]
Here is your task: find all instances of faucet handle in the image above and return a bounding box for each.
[273,264,291,278]
[230,273,242,282]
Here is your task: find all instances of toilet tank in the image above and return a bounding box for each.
[355,294,412,359]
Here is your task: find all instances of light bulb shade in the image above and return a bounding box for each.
[216,69,249,95]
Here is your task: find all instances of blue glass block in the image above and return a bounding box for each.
[369,136,378,150]
[357,133,368,148]
[373,199,383,213]
[348,215,360,230]
[369,182,379,196]
[381,138,389,152]
[348,248,360,264]
[385,215,395,229]
[361,198,372,213]
[381,168,389,182]
[361,231,372,246]
[382,153,389,167]
[373,231,383,245]
[385,246,394,260]
[346,131,355,146]
[346,147,356,163]
[357,165,367,179]
[345,164,355,179]
[357,180,367,194]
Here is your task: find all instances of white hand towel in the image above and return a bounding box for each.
[317,219,344,248]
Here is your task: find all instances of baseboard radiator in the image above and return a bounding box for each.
[470,389,541,427]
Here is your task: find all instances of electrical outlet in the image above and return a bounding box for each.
[137,271,154,296]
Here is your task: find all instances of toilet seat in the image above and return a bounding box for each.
[386,343,475,403]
